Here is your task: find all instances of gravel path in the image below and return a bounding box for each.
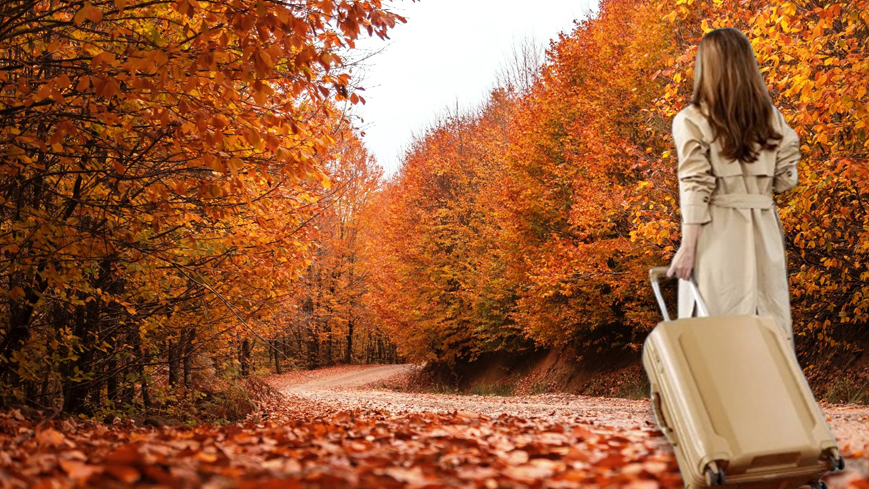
[279,364,655,431]
[281,364,413,392]
[271,364,869,484]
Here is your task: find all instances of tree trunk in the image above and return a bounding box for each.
[345,319,354,364]
[182,328,195,387]
[240,338,251,377]
[307,328,319,370]
[168,340,180,386]
[325,320,332,365]
[273,339,282,374]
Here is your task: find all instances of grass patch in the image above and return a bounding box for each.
[618,378,651,400]
[469,382,515,397]
[427,383,461,395]
[530,382,550,395]
[612,369,651,400]
[426,381,516,396]
[823,377,869,405]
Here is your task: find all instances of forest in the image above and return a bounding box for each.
[0,0,866,419]
[2,0,868,488]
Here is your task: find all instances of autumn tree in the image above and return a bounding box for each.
[365,0,867,377]
[0,0,406,413]
[278,127,394,370]
[633,0,869,369]
[367,0,673,363]
[498,0,673,352]
[365,91,531,365]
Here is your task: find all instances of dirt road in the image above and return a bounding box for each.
[270,364,869,488]
[5,364,867,488]
[280,364,413,392]
[276,364,659,431]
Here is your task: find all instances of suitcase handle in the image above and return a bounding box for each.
[651,391,678,446]
[649,266,709,321]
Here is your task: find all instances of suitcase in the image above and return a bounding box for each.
[642,266,845,489]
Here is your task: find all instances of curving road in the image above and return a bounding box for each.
[272,363,869,481]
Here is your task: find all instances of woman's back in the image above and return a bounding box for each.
[673,102,799,209]
[668,27,801,349]
[672,100,800,347]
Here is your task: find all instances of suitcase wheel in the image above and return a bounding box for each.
[809,481,828,489]
[828,453,845,472]
[704,461,726,486]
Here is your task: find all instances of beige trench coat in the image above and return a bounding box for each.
[672,102,800,348]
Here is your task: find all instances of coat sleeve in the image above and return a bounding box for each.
[673,111,715,225]
[773,107,800,193]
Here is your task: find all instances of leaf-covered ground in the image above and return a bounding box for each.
[1,365,867,489]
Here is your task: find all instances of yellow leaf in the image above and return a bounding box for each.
[56,74,72,89]
[209,155,224,173]
[36,428,66,448]
[36,84,51,101]
[59,460,101,481]
[10,287,25,301]
[76,76,90,92]
[73,2,102,25]
[228,157,243,177]
[73,5,88,25]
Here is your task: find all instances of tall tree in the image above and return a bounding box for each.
[0,0,406,411]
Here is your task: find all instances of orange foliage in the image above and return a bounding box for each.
[365,95,525,365]
[638,0,869,366]
[0,0,405,412]
[367,0,673,361]
[367,0,868,368]
[2,0,864,413]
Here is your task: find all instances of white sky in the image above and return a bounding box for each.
[348,0,601,176]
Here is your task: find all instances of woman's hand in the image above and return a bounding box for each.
[667,223,702,280]
[667,245,695,280]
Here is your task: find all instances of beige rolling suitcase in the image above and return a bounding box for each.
[643,267,845,489]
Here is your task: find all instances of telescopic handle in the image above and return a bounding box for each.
[649,266,709,321]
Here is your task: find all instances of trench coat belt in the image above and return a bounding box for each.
[709,193,775,209]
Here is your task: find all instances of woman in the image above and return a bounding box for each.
[665,27,801,350]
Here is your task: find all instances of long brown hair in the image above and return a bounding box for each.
[690,27,782,163]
